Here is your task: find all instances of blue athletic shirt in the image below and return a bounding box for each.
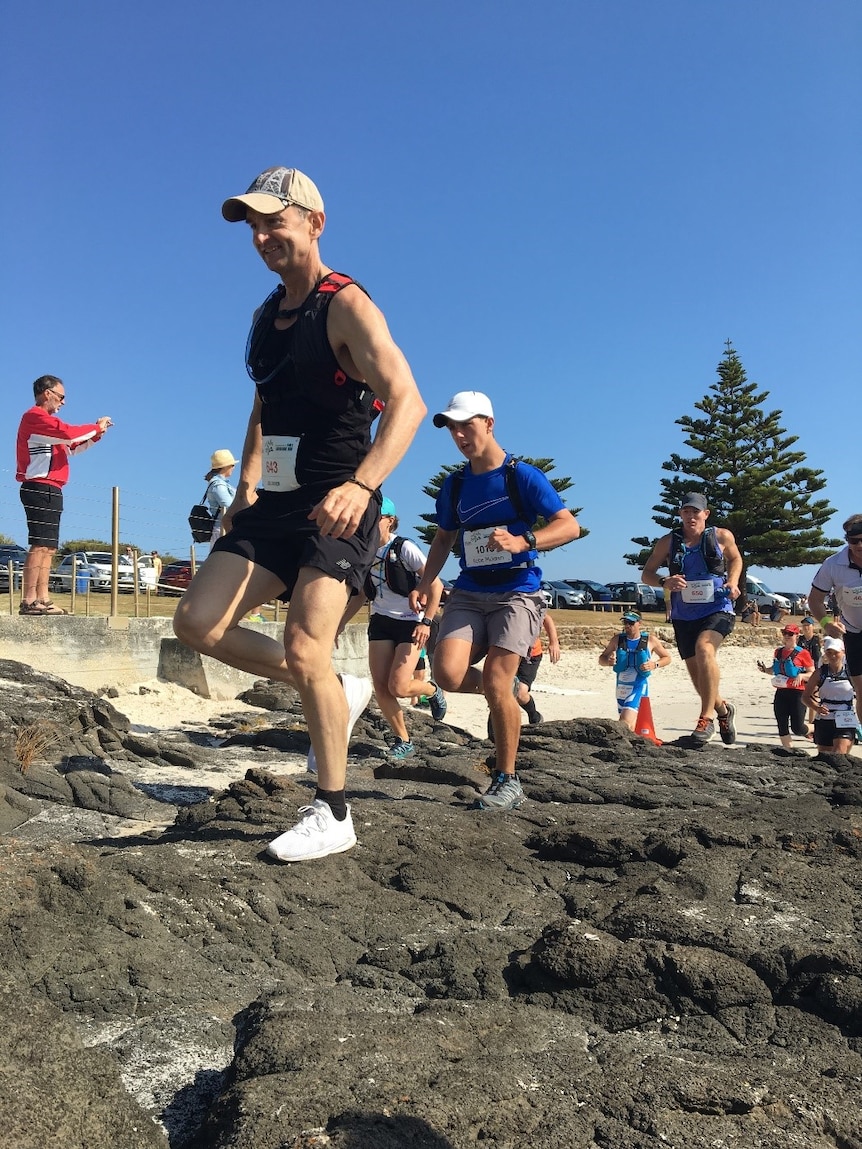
[436,455,565,594]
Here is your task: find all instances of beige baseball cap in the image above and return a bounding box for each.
[222,167,324,222]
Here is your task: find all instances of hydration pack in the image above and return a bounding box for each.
[668,525,725,576]
[448,456,527,528]
[364,537,420,600]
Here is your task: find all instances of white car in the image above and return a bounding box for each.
[49,551,137,593]
[746,576,791,613]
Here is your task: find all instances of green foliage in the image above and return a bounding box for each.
[58,540,152,558]
[415,457,586,549]
[623,341,839,571]
[0,533,17,545]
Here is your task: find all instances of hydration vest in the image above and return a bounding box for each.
[448,456,527,527]
[364,537,420,601]
[614,632,650,675]
[668,525,725,577]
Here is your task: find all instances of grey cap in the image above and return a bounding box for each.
[681,491,708,511]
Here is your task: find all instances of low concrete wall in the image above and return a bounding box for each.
[0,616,371,699]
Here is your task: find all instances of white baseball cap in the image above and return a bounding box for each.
[433,391,494,428]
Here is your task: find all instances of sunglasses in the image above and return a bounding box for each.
[846,536,862,545]
[48,389,66,401]
[781,630,798,637]
[623,619,638,625]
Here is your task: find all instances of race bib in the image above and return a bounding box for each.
[617,668,638,687]
[681,579,715,604]
[839,584,862,609]
[833,710,857,729]
[261,435,300,492]
[463,526,508,569]
[772,675,789,689]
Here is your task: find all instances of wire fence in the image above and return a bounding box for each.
[1,475,287,620]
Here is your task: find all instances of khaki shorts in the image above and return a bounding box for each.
[437,588,545,659]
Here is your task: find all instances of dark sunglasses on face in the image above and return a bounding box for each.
[846,536,862,544]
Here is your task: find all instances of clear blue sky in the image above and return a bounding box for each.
[2,0,859,594]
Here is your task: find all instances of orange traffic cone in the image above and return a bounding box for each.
[635,695,662,745]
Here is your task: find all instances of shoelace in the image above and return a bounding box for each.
[292,805,327,835]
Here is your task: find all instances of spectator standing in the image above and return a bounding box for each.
[15,375,112,615]
[174,166,426,862]
[598,611,672,731]
[410,391,580,812]
[204,449,238,548]
[807,514,862,733]
[756,623,815,749]
[642,492,742,745]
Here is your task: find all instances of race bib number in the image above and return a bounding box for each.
[617,668,637,687]
[463,526,508,569]
[772,675,789,689]
[262,435,300,492]
[840,584,862,609]
[833,710,857,729]
[681,579,715,604]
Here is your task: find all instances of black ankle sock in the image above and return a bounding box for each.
[315,788,348,821]
[523,699,539,721]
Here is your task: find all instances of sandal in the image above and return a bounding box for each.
[38,600,68,615]
[19,601,48,615]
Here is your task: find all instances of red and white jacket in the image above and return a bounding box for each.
[16,406,103,489]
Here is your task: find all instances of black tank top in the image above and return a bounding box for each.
[246,272,382,498]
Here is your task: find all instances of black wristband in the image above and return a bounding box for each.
[347,475,375,494]
[420,616,434,627]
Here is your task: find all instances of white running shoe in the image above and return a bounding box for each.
[306,673,373,774]
[266,800,356,862]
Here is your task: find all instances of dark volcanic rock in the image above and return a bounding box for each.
[1,662,861,1147]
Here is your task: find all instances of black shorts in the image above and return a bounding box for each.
[368,613,419,646]
[212,491,380,602]
[672,611,736,661]
[812,716,855,747]
[517,652,543,689]
[19,481,63,548]
[844,629,862,679]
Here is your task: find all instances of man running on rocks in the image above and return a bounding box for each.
[174,166,426,862]
[411,391,580,811]
[642,492,742,745]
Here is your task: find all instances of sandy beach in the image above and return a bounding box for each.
[107,642,857,784]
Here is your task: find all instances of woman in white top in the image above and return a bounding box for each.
[342,497,447,760]
[803,636,857,754]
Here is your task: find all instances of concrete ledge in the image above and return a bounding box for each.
[0,615,371,699]
[157,624,370,700]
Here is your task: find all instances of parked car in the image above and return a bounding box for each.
[606,581,658,611]
[745,576,791,615]
[0,543,28,591]
[49,551,136,593]
[564,579,613,609]
[158,560,194,596]
[137,554,159,592]
[776,591,809,616]
[541,580,586,609]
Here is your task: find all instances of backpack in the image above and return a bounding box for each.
[188,482,216,543]
[364,537,421,600]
